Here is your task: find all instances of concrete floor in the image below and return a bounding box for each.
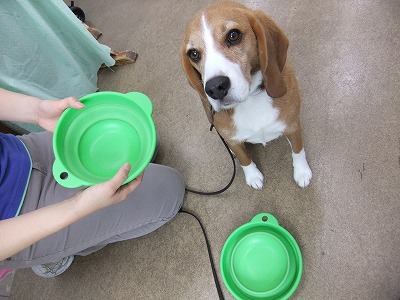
[11,0,400,299]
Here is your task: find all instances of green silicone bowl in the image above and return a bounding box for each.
[53,91,156,188]
[220,213,303,300]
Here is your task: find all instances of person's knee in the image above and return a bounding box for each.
[163,166,185,207]
[146,164,185,216]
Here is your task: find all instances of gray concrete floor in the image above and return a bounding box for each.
[11,0,400,299]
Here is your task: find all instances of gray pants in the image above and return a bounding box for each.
[0,132,184,269]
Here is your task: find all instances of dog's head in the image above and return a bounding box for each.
[181,1,289,123]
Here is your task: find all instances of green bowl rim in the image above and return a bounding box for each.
[220,214,303,300]
[52,91,156,187]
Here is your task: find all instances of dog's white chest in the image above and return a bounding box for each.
[232,91,286,145]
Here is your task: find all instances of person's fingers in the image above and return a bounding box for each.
[117,172,144,197]
[96,163,132,198]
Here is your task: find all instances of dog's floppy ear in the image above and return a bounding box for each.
[244,10,289,98]
[181,45,214,124]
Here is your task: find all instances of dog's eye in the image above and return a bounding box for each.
[226,29,242,46]
[187,49,201,62]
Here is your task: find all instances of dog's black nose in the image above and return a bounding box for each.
[205,76,231,100]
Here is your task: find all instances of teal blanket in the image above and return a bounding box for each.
[0,0,115,132]
[0,0,114,100]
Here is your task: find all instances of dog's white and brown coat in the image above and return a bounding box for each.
[181,1,312,189]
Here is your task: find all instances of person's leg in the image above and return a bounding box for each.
[73,162,184,256]
[0,132,184,270]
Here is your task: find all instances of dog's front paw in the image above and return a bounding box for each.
[292,150,312,188]
[241,162,264,190]
[294,164,312,188]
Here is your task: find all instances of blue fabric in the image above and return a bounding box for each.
[0,133,31,220]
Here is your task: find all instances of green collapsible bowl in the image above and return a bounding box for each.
[53,91,156,188]
[220,213,303,300]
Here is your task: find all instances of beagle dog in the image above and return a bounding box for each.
[181,1,312,190]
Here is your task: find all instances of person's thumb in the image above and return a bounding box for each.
[66,96,84,109]
[109,163,131,189]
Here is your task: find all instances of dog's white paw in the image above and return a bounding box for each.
[242,161,264,190]
[292,149,312,188]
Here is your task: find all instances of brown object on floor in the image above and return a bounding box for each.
[83,22,102,40]
[82,22,137,68]
[101,50,138,68]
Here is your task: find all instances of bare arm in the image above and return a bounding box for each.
[0,87,83,131]
[0,88,40,124]
[0,164,143,261]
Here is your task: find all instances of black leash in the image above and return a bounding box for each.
[185,125,236,195]
[178,209,225,300]
[180,125,236,300]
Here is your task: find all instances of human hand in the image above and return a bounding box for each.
[37,97,84,132]
[73,163,144,212]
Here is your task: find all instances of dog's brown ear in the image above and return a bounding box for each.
[244,10,289,98]
[181,45,214,124]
